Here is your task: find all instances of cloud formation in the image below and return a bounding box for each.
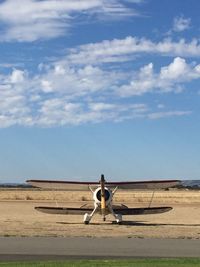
[173,16,191,32]
[0,0,141,42]
[68,36,200,65]
[0,54,195,127]
[119,57,200,96]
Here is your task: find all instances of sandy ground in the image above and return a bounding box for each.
[0,189,199,239]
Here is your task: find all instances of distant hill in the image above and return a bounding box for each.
[179,180,200,190]
[0,183,32,188]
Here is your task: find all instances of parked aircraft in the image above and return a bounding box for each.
[26,174,180,224]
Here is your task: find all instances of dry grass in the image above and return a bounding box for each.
[0,189,199,204]
[0,189,199,239]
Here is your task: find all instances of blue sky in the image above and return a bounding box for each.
[0,0,200,182]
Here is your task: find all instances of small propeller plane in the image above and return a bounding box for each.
[26,174,180,224]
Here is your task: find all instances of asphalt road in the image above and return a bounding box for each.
[0,237,200,261]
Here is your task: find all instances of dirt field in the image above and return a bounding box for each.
[0,189,199,239]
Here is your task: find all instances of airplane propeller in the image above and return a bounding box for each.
[100,174,106,221]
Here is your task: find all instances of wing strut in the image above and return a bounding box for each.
[148,190,155,208]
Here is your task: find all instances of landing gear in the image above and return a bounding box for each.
[83,203,98,224]
[108,204,123,224]
[83,213,91,224]
[115,213,122,224]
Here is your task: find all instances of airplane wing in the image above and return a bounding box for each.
[106,180,180,190]
[26,180,97,190]
[113,206,172,215]
[35,206,172,215]
[26,179,180,190]
[35,206,93,215]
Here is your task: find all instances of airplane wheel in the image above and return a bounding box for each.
[83,213,91,224]
[116,214,122,224]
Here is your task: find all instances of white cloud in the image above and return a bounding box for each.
[36,100,150,126]
[173,16,191,32]
[67,37,200,65]
[0,86,32,127]
[0,0,141,42]
[9,69,25,83]
[0,56,197,128]
[89,102,116,112]
[38,63,120,97]
[119,57,200,96]
[160,57,189,80]
[148,111,191,120]
[41,80,53,93]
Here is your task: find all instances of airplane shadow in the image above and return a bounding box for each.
[56,221,200,227]
[56,222,83,225]
[112,221,200,227]
[56,221,106,225]
[56,221,124,226]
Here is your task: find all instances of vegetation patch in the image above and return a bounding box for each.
[0,258,200,267]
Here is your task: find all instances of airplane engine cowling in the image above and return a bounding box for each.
[93,187,112,205]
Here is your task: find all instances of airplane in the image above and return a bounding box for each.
[26,174,180,224]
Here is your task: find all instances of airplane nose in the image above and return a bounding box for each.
[96,188,110,202]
